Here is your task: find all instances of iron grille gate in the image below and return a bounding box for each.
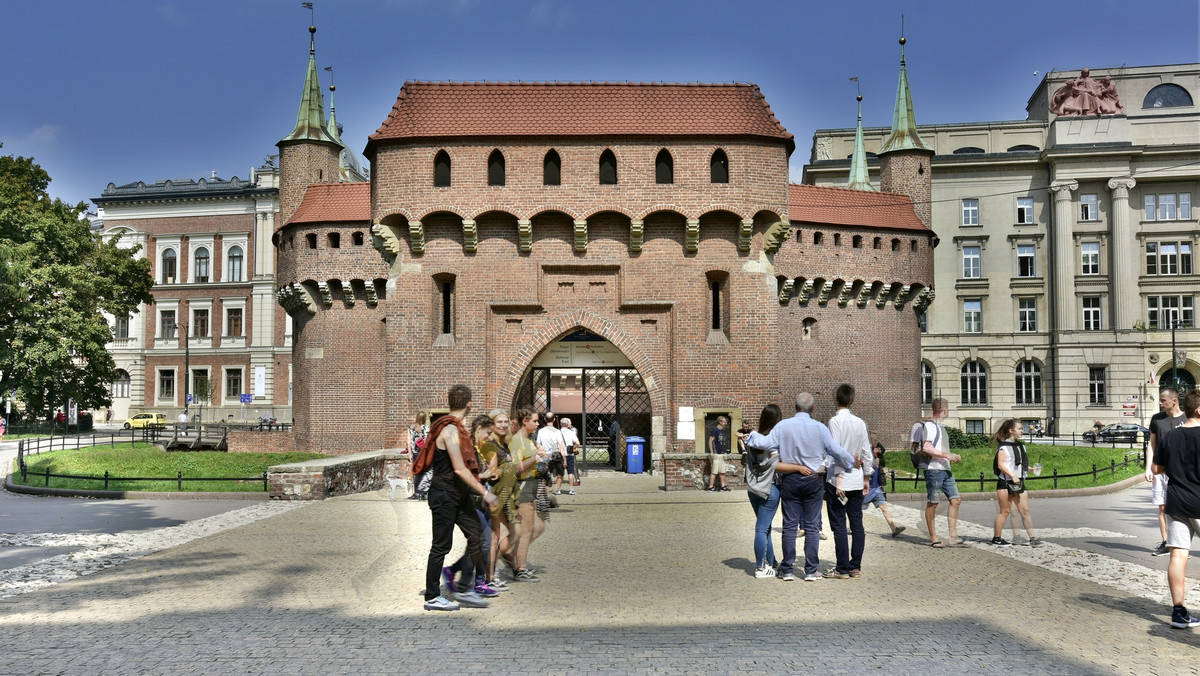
[515,367,652,473]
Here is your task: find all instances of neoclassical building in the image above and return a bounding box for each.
[272,27,935,456]
[805,62,1199,435]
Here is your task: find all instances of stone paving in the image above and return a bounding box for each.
[1,472,1199,675]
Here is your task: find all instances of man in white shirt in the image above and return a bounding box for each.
[558,417,580,493]
[826,384,872,578]
[537,413,569,495]
[915,398,962,547]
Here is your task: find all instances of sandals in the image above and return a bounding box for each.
[930,541,945,548]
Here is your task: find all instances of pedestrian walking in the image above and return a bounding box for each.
[1148,387,1186,556]
[989,419,1042,547]
[1151,388,1200,629]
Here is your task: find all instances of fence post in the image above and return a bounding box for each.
[1111,459,1116,477]
[45,469,50,487]
[889,469,895,493]
[177,471,183,491]
[104,470,109,490]
[1092,463,1097,484]
[1053,468,1059,489]
[263,471,268,492]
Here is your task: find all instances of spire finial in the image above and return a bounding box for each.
[279,5,339,148]
[847,78,875,192]
[878,27,932,156]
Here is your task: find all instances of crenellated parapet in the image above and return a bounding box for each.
[778,277,930,311]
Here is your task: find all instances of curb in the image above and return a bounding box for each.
[886,472,1145,501]
[4,473,268,501]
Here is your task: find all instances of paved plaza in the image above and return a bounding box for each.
[1,465,1198,675]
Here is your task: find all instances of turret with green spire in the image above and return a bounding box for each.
[847,94,876,191]
[279,25,339,146]
[878,37,933,156]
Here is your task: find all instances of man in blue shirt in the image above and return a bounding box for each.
[766,392,857,581]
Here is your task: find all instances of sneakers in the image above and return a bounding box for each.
[441,566,457,593]
[553,490,562,495]
[1028,536,1045,548]
[1170,606,1200,629]
[848,569,862,578]
[780,571,796,581]
[423,595,460,611]
[1152,541,1170,557]
[891,525,907,538]
[513,568,540,582]
[823,569,850,579]
[567,490,576,495]
[473,581,500,597]
[990,537,1013,547]
[755,565,776,579]
[489,577,509,590]
[452,591,490,608]
[803,571,822,582]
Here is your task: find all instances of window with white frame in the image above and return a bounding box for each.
[965,420,985,434]
[962,199,980,226]
[917,311,928,334]
[1015,360,1042,404]
[1018,297,1037,332]
[112,370,130,399]
[160,248,177,284]
[226,246,244,282]
[226,307,243,337]
[1089,367,1106,405]
[921,362,934,405]
[1082,296,1102,330]
[1146,241,1193,276]
[192,369,209,405]
[1017,244,1036,277]
[964,299,982,333]
[1145,192,1192,221]
[961,360,988,405]
[193,309,209,338]
[1081,242,1100,275]
[113,316,130,339]
[160,310,176,338]
[1148,295,1194,329]
[225,368,243,399]
[158,369,175,401]
[962,246,981,278]
[194,247,210,283]
[1016,197,1034,224]
[1080,194,1099,221]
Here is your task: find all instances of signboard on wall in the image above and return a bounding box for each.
[530,339,633,368]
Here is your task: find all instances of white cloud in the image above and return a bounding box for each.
[23,124,62,148]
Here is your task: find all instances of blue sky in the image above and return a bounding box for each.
[2,0,1197,207]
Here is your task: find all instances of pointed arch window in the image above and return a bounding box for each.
[543,149,561,186]
[194,247,210,283]
[433,150,452,187]
[655,149,674,184]
[599,149,617,185]
[488,149,506,186]
[710,149,729,183]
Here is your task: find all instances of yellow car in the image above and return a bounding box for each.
[123,413,167,429]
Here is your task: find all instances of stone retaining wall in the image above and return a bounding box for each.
[268,449,408,500]
[658,453,745,491]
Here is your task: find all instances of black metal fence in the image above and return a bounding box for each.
[14,430,269,492]
[889,449,1145,493]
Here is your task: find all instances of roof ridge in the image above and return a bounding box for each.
[401,80,758,87]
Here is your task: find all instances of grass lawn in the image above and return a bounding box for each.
[881,443,1144,493]
[12,444,327,492]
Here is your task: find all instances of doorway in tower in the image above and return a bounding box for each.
[514,328,652,474]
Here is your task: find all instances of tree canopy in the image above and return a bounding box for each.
[0,155,153,418]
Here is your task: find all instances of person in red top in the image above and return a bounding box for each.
[422,384,499,611]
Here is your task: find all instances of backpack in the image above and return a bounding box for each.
[910,420,939,469]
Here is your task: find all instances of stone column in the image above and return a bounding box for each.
[1049,180,1078,331]
[1107,177,1137,331]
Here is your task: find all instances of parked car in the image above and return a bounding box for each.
[1082,423,1149,443]
[123,413,167,429]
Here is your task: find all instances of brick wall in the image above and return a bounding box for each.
[227,429,294,453]
[268,450,406,500]
[659,453,745,491]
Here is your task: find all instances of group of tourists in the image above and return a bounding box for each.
[417,385,581,611]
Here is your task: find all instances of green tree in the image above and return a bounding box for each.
[0,155,154,420]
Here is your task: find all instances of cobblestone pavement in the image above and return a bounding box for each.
[1,472,1199,675]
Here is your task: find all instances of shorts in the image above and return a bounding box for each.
[1152,474,1168,506]
[517,478,538,504]
[1166,513,1200,550]
[863,486,887,508]
[996,478,1025,494]
[924,469,960,503]
[710,454,727,474]
[565,453,576,475]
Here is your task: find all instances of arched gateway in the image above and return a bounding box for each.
[513,328,654,472]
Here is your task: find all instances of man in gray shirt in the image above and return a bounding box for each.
[766,392,857,581]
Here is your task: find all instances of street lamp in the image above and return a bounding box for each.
[175,320,189,416]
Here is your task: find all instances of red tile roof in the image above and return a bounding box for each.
[367,81,793,153]
[287,182,370,227]
[788,184,927,232]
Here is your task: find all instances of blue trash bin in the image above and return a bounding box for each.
[626,436,646,474]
